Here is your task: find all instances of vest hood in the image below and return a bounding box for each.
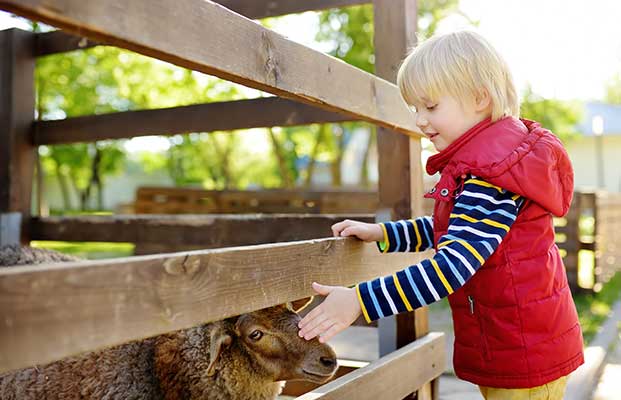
[429,117,574,217]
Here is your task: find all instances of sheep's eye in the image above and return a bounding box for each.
[249,330,263,341]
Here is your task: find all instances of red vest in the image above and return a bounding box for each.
[425,117,584,388]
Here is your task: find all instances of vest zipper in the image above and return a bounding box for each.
[468,295,474,314]
[468,295,492,361]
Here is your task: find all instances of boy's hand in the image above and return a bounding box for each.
[331,219,383,242]
[298,282,362,343]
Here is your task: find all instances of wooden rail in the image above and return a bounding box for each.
[298,332,445,399]
[30,214,375,250]
[34,97,354,145]
[0,237,423,374]
[134,187,382,215]
[554,191,621,292]
[0,0,421,138]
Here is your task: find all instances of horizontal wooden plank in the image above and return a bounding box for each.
[0,237,420,373]
[0,0,421,137]
[30,214,375,248]
[34,1,371,55]
[134,187,380,214]
[297,332,445,399]
[218,0,370,19]
[34,97,354,144]
[34,29,100,56]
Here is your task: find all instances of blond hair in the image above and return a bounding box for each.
[397,30,519,121]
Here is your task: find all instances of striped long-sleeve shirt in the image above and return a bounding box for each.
[356,175,524,323]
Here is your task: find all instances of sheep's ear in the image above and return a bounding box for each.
[206,325,233,377]
[288,296,314,313]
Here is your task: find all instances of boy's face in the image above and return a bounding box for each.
[414,94,489,152]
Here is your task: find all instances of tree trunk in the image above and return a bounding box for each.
[359,128,375,188]
[330,125,345,187]
[305,125,327,188]
[54,164,72,211]
[268,128,293,188]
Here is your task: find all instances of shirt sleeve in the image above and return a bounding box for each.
[376,216,435,253]
[356,175,524,323]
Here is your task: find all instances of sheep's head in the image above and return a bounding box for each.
[207,301,338,384]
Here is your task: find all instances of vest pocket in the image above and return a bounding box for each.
[468,295,492,361]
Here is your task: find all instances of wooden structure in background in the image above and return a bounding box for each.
[0,0,444,398]
[556,191,621,292]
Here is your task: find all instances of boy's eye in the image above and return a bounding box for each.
[426,104,437,111]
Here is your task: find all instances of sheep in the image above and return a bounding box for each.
[0,245,338,399]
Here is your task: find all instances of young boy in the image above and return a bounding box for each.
[297,30,583,399]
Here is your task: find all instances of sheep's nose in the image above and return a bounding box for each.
[320,356,336,368]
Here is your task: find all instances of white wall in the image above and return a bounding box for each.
[565,135,621,193]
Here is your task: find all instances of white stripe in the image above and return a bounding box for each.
[441,246,477,276]
[399,220,411,251]
[417,263,440,301]
[448,225,502,243]
[424,216,434,228]
[459,190,516,206]
[380,277,399,314]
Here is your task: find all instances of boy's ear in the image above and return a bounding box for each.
[474,88,491,112]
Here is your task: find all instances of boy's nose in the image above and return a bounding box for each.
[416,113,428,129]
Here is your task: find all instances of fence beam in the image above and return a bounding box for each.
[0,237,422,374]
[34,97,354,144]
[0,29,36,243]
[211,0,371,20]
[297,332,445,399]
[30,214,375,249]
[0,0,421,137]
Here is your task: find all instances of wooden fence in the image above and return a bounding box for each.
[556,191,621,292]
[0,0,444,398]
[133,186,621,292]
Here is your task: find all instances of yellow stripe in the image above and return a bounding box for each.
[379,223,390,253]
[450,213,510,232]
[511,194,520,201]
[392,273,413,311]
[411,219,422,252]
[355,284,372,323]
[430,259,454,294]
[466,178,503,193]
[438,239,485,265]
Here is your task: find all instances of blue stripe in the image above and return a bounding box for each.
[452,202,516,221]
[438,251,466,285]
[389,222,401,253]
[366,281,384,318]
[442,233,495,257]
[404,266,427,306]
[421,217,434,249]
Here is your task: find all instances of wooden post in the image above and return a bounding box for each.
[373,1,437,398]
[0,28,36,244]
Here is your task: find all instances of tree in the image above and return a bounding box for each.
[520,86,583,142]
[604,73,621,104]
[309,1,465,187]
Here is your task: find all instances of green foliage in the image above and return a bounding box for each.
[604,73,621,104]
[574,272,621,344]
[520,86,583,142]
[315,0,462,73]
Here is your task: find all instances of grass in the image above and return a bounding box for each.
[30,241,134,260]
[574,271,621,345]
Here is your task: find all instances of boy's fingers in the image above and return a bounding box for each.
[299,312,328,335]
[319,323,343,343]
[311,282,334,296]
[298,305,325,329]
[331,220,347,237]
[303,319,335,341]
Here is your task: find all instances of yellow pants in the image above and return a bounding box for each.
[478,376,568,400]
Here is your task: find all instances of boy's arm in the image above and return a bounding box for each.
[358,176,523,322]
[376,216,434,253]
